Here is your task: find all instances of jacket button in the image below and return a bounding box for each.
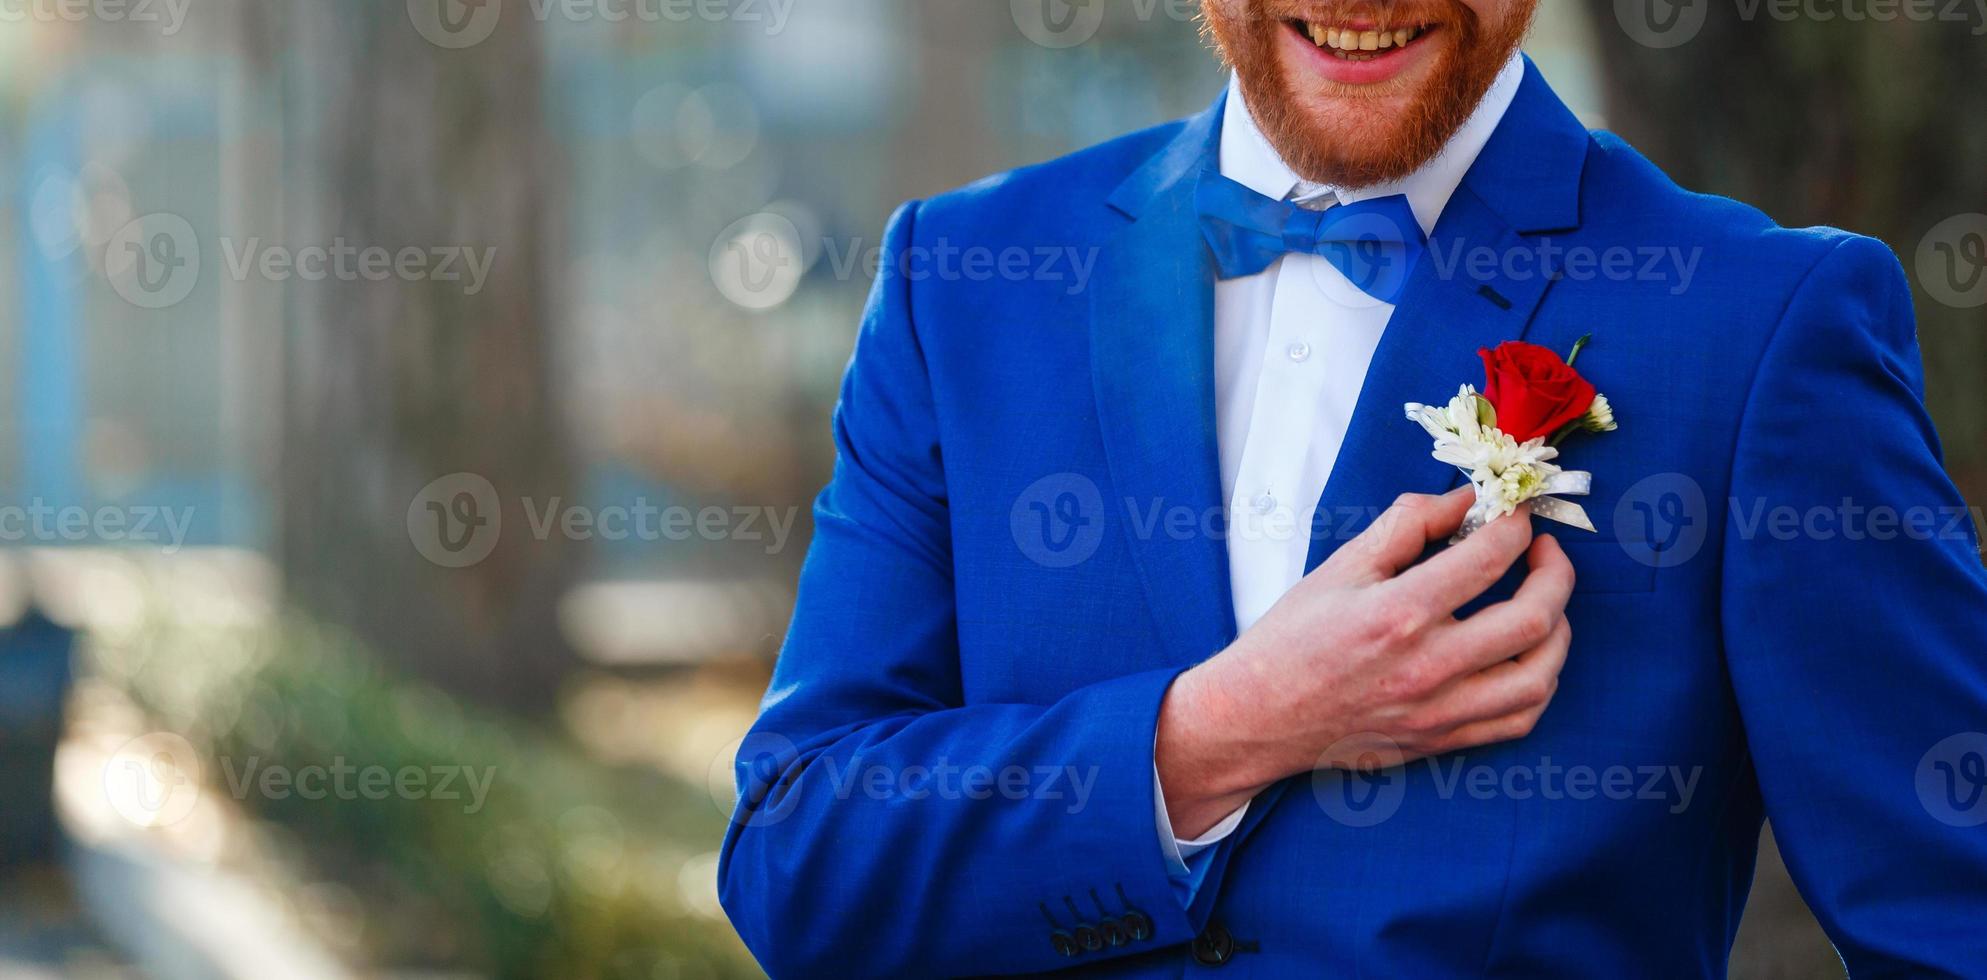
[1191,922,1236,966]
[1121,909,1153,941]
[1073,924,1104,952]
[1050,931,1079,957]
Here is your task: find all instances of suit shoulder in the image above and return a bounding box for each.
[1580,128,1891,281]
[1577,130,1911,381]
[910,118,1187,237]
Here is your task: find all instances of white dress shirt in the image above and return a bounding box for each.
[1155,56,1527,875]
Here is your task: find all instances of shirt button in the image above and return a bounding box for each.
[1286,341,1312,363]
[1251,492,1277,515]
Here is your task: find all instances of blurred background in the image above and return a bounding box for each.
[0,0,1979,976]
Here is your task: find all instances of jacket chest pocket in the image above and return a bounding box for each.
[1466,535,1659,611]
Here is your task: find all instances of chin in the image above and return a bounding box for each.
[1212,0,1536,188]
[1264,18,1462,185]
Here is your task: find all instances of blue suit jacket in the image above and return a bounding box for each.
[719,60,1987,977]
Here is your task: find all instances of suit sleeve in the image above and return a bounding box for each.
[717,202,1207,977]
[1722,235,1987,974]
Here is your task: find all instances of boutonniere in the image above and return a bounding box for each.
[1405,336,1618,540]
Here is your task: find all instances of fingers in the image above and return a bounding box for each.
[1434,535,1576,674]
[1421,614,1572,753]
[1330,487,1474,584]
[1464,614,1572,719]
[1385,501,1535,614]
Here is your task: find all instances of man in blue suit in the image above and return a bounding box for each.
[719,0,1987,974]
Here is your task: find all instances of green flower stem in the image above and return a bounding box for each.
[1565,334,1593,367]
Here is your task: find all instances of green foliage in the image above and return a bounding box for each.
[94,611,761,979]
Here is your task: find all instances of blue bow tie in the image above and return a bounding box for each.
[1195,171,1427,305]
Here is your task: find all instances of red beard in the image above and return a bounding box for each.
[1201,0,1538,188]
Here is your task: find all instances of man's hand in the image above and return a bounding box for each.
[1156,488,1577,838]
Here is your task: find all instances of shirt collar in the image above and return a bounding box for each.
[1218,52,1525,236]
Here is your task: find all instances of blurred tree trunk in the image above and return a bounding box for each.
[265,0,581,713]
[1591,6,1987,504]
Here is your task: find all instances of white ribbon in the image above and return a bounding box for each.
[1454,469,1594,542]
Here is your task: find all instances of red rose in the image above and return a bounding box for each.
[1478,341,1597,443]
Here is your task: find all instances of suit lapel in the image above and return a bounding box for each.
[1092,98,1240,664]
[1089,58,1597,650]
[1305,58,1594,572]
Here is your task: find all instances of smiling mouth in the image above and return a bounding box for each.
[1286,19,1433,61]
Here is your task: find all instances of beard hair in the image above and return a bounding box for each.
[1202,0,1538,188]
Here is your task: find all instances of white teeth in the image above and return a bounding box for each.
[1359,30,1379,50]
[1394,28,1411,46]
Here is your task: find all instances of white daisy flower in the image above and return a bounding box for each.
[1582,393,1618,433]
